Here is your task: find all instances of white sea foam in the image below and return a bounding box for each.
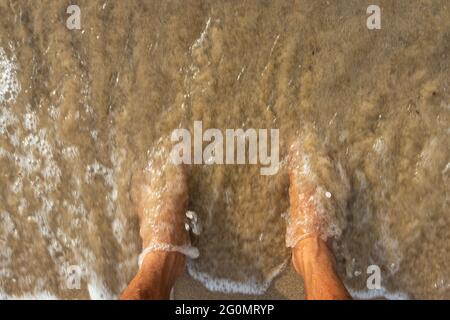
[138,243,200,268]
[0,106,18,134]
[0,47,21,104]
[0,211,18,239]
[349,286,409,300]
[62,146,79,159]
[23,110,38,131]
[0,272,118,300]
[0,290,58,300]
[87,274,116,300]
[191,17,211,51]
[48,105,59,120]
[187,259,288,295]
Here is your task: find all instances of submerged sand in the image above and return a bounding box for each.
[0,0,449,299]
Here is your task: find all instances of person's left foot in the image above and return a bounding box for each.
[287,141,326,247]
[286,136,351,249]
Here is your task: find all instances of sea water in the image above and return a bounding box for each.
[0,0,449,299]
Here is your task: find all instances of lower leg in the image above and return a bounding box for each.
[288,139,351,300]
[292,235,351,300]
[120,162,190,300]
[120,251,184,300]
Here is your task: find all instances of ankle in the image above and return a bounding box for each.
[139,251,185,297]
[292,234,335,276]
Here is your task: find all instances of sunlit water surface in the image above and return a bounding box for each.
[0,0,449,299]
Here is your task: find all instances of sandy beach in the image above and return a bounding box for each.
[0,0,449,299]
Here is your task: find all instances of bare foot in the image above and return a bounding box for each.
[286,136,350,249]
[131,161,189,249]
[288,169,322,244]
[287,143,324,247]
[120,155,191,299]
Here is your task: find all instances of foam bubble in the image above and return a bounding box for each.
[0,106,18,135]
[186,210,202,236]
[62,146,79,159]
[48,105,59,120]
[23,110,38,131]
[0,211,18,239]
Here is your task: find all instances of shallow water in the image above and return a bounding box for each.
[0,0,449,299]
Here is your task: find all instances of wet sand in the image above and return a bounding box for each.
[0,0,449,299]
[175,266,305,300]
